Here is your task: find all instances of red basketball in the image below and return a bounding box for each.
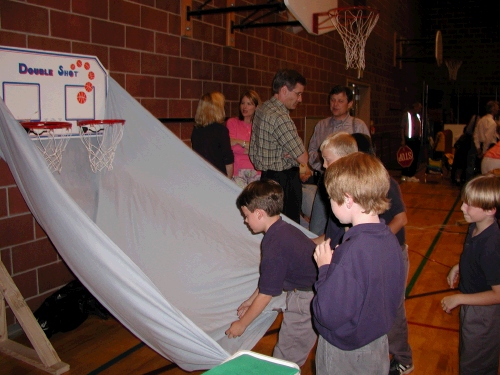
[70,64,76,70]
[76,60,82,67]
[77,91,87,104]
[88,71,95,80]
[85,82,93,92]
[84,62,90,70]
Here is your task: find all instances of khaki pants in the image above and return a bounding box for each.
[273,290,317,366]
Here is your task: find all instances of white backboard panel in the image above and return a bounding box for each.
[285,0,338,35]
[0,46,107,135]
[3,83,40,120]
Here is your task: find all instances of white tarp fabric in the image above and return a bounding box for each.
[0,78,314,371]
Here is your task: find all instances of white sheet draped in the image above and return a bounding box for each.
[0,78,318,371]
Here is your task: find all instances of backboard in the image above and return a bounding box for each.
[284,0,338,35]
[0,46,108,136]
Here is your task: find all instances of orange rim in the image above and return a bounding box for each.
[21,121,72,130]
[77,119,125,126]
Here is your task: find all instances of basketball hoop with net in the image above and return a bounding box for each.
[445,59,462,81]
[20,121,72,173]
[326,6,379,78]
[77,119,125,173]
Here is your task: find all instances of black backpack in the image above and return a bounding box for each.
[34,279,109,338]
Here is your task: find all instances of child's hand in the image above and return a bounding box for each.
[225,320,246,339]
[314,238,334,267]
[447,264,459,288]
[441,294,460,314]
[237,300,252,318]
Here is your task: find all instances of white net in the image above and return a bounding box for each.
[78,119,125,173]
[22,122,71,173]
[445,59,462,81]
[328,6,379,76]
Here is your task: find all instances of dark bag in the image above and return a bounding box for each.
[34,279,109,338]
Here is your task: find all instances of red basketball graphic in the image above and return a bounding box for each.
[84,62,90,70]
[71,64,76,70]
[77,91,87,104]
[88,71,95,80]
[76,60,83,67]
[85,82,93,92]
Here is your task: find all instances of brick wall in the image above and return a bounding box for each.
[0,0,431,327]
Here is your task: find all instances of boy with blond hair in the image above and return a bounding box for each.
[312,152,405,374]
[441,174,500,375]
[316,132,414,374]
[312,132,358,245]
[225,180,317,366]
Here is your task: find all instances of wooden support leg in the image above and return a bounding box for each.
[0,260,69,374]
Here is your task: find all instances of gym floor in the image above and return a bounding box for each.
[0,168,471,374]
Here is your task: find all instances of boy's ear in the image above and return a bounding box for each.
[255,208,265,220]
[344,194,353,209]
[486,207,497,218]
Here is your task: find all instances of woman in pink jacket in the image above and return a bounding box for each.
[227,90,262,188]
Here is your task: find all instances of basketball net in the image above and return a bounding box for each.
[445,59,462,81]
[78,119,125,172]
[328,6,379,78]
[21,122,72,173]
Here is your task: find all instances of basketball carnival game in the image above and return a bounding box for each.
[0,46,125,173]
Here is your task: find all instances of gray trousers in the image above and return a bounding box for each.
[309,178,329,236]
[316,334,390,375]
[273,290,317,367]
[459,304,500,375]
[387,244,413,365]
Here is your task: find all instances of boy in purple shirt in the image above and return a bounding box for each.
[225,180,317,366]
[313,152,405,374]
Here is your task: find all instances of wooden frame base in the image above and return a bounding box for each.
[0,261,69,374]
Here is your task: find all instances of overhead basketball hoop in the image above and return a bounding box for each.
[445,59,462,81]
[77,119,125,173]
[20,121,72,173]
[327,6,379,78]
[394,30,443,69]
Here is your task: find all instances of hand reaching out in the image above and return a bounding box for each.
[225,320,246,339]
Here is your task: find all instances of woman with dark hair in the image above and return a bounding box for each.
[227,90,262,188]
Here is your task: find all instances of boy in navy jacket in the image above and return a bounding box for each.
[313,152,405,374]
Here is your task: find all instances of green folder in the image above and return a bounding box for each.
[203,353,299,375]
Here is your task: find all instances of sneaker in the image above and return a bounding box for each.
[407,176,420,182]
[389,359,414,375]
[401,176,407,182]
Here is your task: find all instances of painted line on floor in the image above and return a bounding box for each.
[405,192,462,297]
[408,321,459,333]
[87,342,145,375]
[406,288,456,299]
[87,327,281,374]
